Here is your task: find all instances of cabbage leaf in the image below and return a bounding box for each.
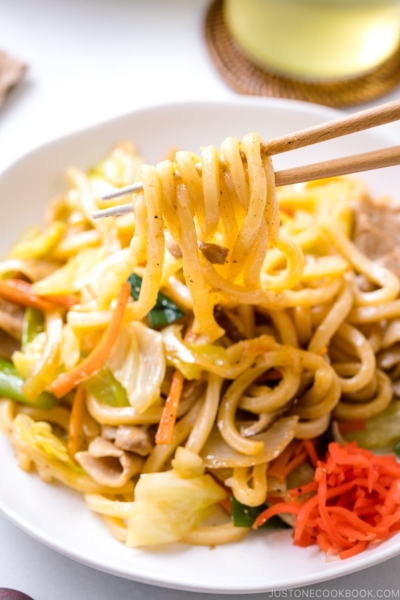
[161,324,234,380]
[14,323,80,380]
[13,333,47,380]
[60,324,80,370]
[83,366,130,407]
[161,325,203,380]
[10,221,66,259]
[33,247,108,296]
[126,447,226,547]
[13,413,84,472]
[344,401,400,449]
[107,322,165,413]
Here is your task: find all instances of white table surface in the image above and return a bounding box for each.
[1,0,400,597]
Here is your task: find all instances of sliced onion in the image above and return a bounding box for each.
[0,258,59,282]
[200,416,298,468]
[86,393,198,426]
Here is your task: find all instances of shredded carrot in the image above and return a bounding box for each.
[289,481,319,498]
[44,293,78,309]
[293,494,319,543]
[317,469,352,549]
[316,531,331,553]
[67,386,86,460]
[0,278,54,311]
[268,440,300,481]
[296,529,315,548]
[267,495,287,505]
[155,325,195,446]
[268,440,308,482]
[155,369,185,445]
[48,282,130,398]
[283,451,308,477]
[303,439,319,467]
[253,502,302,528]
[255,441,400,560]
[339,541,368,560]
[0,278,77,311]
[219,497,232,514]
[338,420,366,435]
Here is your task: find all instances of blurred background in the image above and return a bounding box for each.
[0,0,228,170]
[2,0,400,171]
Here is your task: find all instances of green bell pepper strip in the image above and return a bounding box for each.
[21,307,44,350]
[230,496,290,529]
[0,357,57,410]
[128,273,185,327]
[82,366,130,407]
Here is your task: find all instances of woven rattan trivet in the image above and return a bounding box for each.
[205,0,400,108]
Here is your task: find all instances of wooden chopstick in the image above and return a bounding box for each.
[92,144,400,219]
[101,99,400,204]
[274,144,400,187]
[261,98,400,155]
[92,99,400,219]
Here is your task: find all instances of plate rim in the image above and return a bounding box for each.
[0,95,347,179]
[1,489,400,595]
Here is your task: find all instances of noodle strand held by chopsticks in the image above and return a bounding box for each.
[174,183,223,341]
[129,166,165,320]
[229,133,267,278]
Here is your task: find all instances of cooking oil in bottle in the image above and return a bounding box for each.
[224,0,400,81]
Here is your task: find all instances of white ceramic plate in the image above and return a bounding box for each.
[1,98,400,594]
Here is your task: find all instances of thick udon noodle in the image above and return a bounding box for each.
[0,133,399,547]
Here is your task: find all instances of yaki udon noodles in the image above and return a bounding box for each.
[1,133,400,557]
